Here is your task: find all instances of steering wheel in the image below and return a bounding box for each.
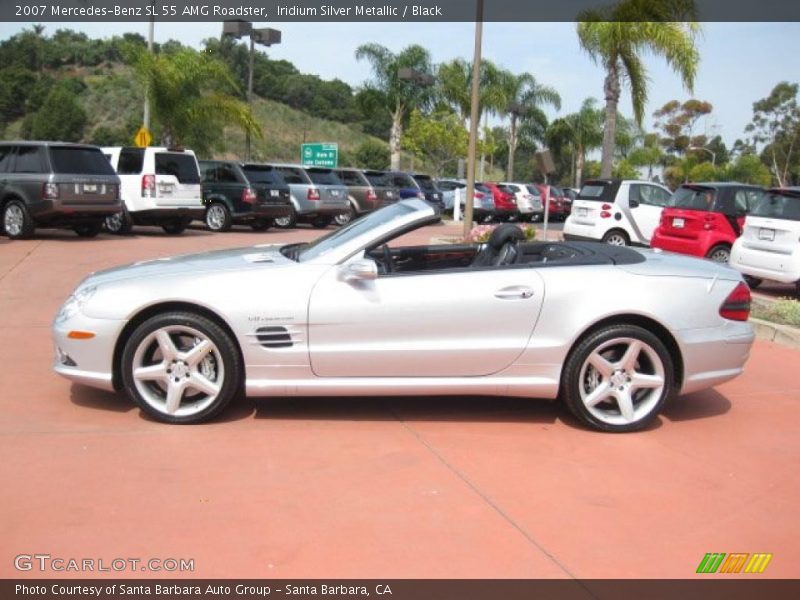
[382,244,394,273]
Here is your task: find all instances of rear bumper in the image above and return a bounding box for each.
[730,245,800,284]
[563,220,602,242]
[651,230,712,257]
[29,199,122,223]
[300,206,349,217]
[677,322,755,395]
[252,204,293,219]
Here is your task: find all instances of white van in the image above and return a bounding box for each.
[564,179,672,246]
[102,146,204,234]
[730,187,800,291]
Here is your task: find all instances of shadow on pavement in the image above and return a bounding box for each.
[69,384,135,413]
[661,389,731,422]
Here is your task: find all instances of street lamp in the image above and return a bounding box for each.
[223,20,281,161]
[689,145,716,166]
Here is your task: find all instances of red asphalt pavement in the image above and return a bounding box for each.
[0,223,798,579]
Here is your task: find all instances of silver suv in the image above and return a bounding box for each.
[1,142,121,239]
[267,164,349,228]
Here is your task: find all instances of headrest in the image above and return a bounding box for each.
[487,224,525,249]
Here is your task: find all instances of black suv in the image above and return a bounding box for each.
[1,142,121,239]
[199,161,292,232]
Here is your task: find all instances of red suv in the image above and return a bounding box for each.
[533,184,570,221]
[483,182,519,221]
[650,182,764,263]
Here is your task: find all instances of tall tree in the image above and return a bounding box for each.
[355,43,434,170]
[496,71,561,180]
[653,98,713,155]
[744,82,800,187]
[576,0,700,177]
[402,110,469,176]
[546,98,603,187]
[132,47,259,155]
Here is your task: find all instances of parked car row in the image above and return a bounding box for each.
[564,178,800,293]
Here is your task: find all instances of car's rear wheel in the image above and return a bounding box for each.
[73,222,103,238]
[250,219,271,232]
[561,324,674,433]
[706,244,731,263]
[205,203,232,232]
[3,200,35,239]
[334,205,355,226]
[162,219,190,235]
[273,207,297,229]
[105,208,133,235]
[602,230,630,246]
[743,275,762,290]
[121,312,241,424]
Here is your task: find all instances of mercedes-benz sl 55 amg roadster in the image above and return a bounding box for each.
[53,199,754,432]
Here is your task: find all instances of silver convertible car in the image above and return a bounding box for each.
[53,199,754,432]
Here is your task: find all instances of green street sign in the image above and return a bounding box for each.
[301,142,338,168]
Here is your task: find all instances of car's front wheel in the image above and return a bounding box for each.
[121,312,242,424]
[561,324,674,433]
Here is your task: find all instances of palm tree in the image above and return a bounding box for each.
[577,0,700,177]
[546,98,604,187]
[355,43,434,170]
[437,58,472,126]
[497,71,561,180]
[133,48,259,155]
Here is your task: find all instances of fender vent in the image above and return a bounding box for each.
[255,326,293,348]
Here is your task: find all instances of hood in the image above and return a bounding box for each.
[83,244,294,287]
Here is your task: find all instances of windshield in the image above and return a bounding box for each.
[414,176,437,192]
[669,186,718,211]
[295,202,418,262]
[307,168,343,186]
[526,185,541,196]
[750,190,800,221]
[50,147,117,176]
[364,171,387,186]
[243,165,285,186]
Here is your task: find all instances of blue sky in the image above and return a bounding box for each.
[1,21,797,147]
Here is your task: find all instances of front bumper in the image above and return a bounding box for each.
[52,313,126,392]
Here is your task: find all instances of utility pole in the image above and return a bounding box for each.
[463,0,483,238]
[143,0,155,132]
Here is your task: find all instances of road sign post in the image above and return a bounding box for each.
[301,143,338,168]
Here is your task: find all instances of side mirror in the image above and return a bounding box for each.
[341,259,378,282]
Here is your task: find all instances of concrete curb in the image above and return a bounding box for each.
[750,318,800,351]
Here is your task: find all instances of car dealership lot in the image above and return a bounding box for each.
[1,224,799,579]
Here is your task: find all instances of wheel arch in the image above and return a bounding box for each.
[560,313,684,393]
[111,301,244,391]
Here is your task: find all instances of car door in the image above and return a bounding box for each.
[628,183,671,243]
[0,145,15,200]
[307,262,545,378]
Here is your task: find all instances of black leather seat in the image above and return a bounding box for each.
[472,224,526,267]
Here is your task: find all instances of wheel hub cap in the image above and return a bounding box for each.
[5,206,23,235]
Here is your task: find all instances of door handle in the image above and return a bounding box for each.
[494,286,534,300]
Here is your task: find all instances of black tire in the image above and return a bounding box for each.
[73,222,103,238]
[743,275,763,290]
[601,229,630,246]
[121,311,242,425]
[273,207,297,229]
[706,244,731,263]
[334,204,356,226]
[2,199,35,240]
[204,202,232,232]
[162,219,190,235]
[250,219,272,232]
[104,208,133,235]
[561,324,674,433]
[311,216,332,229]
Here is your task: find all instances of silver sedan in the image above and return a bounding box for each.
[53,199,754,432]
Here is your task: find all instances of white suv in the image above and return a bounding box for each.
[564,179,672,246]
[730,187,800,292]
[102,147,204,234]
[499,182,544,222]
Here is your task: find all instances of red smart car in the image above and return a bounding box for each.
[650,182,764,263]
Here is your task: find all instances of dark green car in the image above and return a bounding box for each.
[199,161,293,232]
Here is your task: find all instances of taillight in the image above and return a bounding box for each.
[475,192,484,200]
[366,189,378,202]
[703,214,717,230]
[242,188,257,204]
[142,174,156,198]
[42,182,59,200]
[602,204,612,211]
[600,211,612,219]
[307,188,320,201]
[719,282,751,321]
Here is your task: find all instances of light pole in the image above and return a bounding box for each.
[222,20,281,161]
[463,0,484,238]
[690,145,716,166]
[143,0,155,132]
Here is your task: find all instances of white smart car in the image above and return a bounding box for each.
[730,187,800,292]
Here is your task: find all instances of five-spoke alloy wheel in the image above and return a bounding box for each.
[121,312,241,424]
[562,324,674,432]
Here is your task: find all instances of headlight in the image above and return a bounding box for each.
[55,285,97,323]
